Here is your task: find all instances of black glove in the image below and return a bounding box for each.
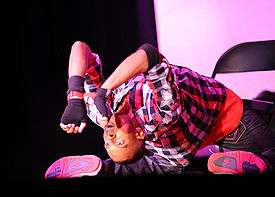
[94,88,111,119]
[60,99,88,125]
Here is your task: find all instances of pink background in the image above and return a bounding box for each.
[154,0,275,99]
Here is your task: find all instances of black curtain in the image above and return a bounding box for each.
[15,0,157,181]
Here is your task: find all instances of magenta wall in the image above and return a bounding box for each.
[154,0,275,99]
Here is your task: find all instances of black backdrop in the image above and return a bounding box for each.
[15,0,157,181]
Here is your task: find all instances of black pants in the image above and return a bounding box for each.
[217,109,275,169]
[99,109,275,176]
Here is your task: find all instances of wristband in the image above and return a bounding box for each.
[67,75,85,94]
[96,88,112,97]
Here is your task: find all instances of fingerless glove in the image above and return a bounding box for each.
[94,88,111,118]
[60,99,88,125]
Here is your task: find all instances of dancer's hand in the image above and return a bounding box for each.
[94,88,111,127]
[60,99,88,133]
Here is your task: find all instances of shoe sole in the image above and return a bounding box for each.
[45,155,102,179]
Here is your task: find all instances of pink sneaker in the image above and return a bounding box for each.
[207,151,267,175]
[45,155,102,179]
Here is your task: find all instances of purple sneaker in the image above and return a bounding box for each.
[45,155,102,179]
[195,145,231,158]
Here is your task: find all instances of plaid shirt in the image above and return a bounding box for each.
[84,48,227,167]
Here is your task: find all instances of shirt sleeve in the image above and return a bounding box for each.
[134,45,179,138]
[84,53,104,93]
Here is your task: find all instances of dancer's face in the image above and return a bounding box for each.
[103,101,145,164]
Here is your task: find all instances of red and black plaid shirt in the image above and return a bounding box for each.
[85,44,227,167]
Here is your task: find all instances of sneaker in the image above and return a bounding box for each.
[44,155,102,179]
[207,151,267,174]
[195,145,232,158]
